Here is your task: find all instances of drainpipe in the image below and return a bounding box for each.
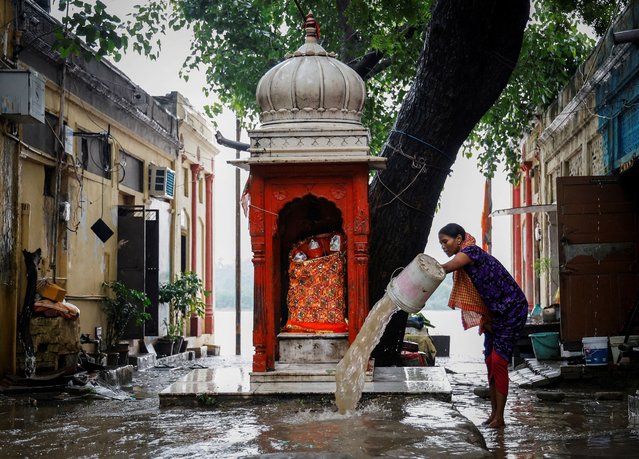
[204,169,214,334]
[51,62,66,281]
[190,163,203,336]
[613,29,639,44]
[523,162,534,309]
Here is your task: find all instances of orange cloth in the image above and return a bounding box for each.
[34,299,80,320]
[447,233,490,331]
[285,251,348,333]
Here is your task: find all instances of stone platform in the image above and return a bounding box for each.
[159,363,452,407]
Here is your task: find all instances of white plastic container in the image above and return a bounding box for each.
[387,254,446,313]
[582,336,609,366]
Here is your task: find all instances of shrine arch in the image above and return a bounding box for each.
[276,194,344,329]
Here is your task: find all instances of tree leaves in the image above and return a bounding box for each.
[465,2,595,182]
[55,0,600,180]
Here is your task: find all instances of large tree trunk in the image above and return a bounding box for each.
[369,0,530,366]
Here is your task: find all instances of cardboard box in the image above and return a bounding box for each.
[37,283,66,302]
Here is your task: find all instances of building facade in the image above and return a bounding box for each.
[0,0,218,377]
[513,1,639,342]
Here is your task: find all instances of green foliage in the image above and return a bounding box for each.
[55,0,128,61]
[533,256,552,277]
[196,393,218,407]
[55,1,606,177]
[546,0,628,35]
[159,271,209,340]
[102,281,151,351]
[465,3,595,182]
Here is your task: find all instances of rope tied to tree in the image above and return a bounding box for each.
[390,129,456,162]
[384,142,453,174]
[374,163,434,217]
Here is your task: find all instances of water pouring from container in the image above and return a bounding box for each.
[335,254,446,414]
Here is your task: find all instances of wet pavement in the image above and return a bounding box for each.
[1,355,639,457]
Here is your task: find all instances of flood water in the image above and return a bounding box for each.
[2,310,639,458]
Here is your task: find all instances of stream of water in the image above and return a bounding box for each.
[335,296,398,414]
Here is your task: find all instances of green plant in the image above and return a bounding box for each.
[102,281,151,351]
[533,257,552,277]
[159,272,209,341]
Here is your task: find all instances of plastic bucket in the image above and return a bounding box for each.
[387,254,446,313]
[529,332,560,360]
[582,336,609,366]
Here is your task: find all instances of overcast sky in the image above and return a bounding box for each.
[53,1,513,270]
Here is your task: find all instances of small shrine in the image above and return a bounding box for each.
[230,13,385,372]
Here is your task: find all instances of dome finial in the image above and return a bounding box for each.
[304,11,320,41]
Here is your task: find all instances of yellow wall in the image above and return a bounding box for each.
[17,77,177,342]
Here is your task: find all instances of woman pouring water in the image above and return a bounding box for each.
[438,223,528,428]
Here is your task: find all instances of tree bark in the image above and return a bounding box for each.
[369,0,530,366]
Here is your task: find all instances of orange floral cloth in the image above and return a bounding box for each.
[285,251,348,333]
[447,233,490,331]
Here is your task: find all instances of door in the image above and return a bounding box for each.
[557,176,639,342]
[117,206,160,338]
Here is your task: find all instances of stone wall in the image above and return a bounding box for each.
[17,317,80,375]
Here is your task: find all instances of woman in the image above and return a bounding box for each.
[438,223,528,428]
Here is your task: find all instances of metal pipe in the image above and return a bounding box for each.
[52,62,66,281]
[235,119,242,355]
[613,29,639,44]
[215,130,250,151]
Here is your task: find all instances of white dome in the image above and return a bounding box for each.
[256,13,366,125]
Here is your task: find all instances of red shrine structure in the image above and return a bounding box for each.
[230,13,385,372]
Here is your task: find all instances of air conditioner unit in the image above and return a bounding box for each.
[148,165,175,200]
[0,70,45,124]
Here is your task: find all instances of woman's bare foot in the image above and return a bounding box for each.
[487,418,505,428]
[482,414,495,425]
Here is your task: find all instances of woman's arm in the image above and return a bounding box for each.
[441,252,472,273]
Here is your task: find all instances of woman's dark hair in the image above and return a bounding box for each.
[439,223,465,239]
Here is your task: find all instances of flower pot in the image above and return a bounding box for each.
[173,336,184,355]
[180,339,188,353]
[118,350,129,366]
[155,338,174,357]
[106,352,119,367]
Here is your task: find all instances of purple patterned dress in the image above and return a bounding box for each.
[461,245,528,361]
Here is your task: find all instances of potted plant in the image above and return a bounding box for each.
[102,281,151,365]
[159,272,209,354]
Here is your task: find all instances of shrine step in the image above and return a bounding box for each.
[250,361,374,383]
[278,332,348,364]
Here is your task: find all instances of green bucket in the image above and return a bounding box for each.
[529,332,560,360]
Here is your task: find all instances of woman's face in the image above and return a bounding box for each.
[439,233,462,257]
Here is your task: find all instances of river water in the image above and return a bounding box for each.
[2,310,639,457]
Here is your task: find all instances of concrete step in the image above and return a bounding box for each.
[278,332,348,363]
[250,361,374,383]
